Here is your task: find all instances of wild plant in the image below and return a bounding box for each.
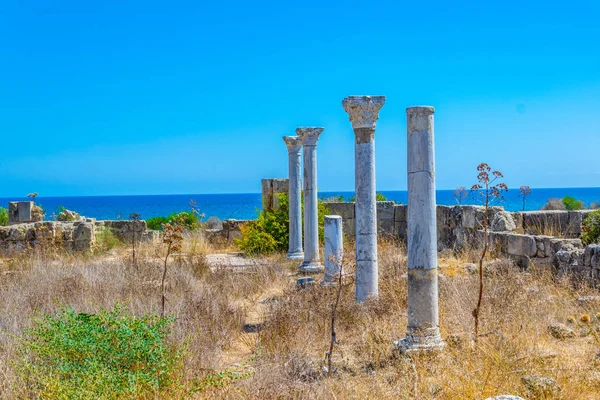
[162,223,183,317]
[453,186,469,204]
[129,212,141,265]
[519,185,532,211]
[470,163,507,339]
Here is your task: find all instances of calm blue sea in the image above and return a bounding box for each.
[2,188,599,221]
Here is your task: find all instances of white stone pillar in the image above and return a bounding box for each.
[321,215,343,286]
[296,128,324,273]
[283,136,304,260]
[342,95,386,302]
[395,106,445,352]
[297,127,324,272]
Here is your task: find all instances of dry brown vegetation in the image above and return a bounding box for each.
[1,236,600,399]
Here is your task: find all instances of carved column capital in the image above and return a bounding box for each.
[296,127,324,146]
[342,95,386,130]
[282,135,302,153]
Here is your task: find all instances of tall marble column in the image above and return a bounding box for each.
[321,215,343,286]
[297,127,324,273]
[342,95,386,302]
[395,106,445,352]
[283,136,304,260]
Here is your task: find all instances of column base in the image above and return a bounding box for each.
[394,329,445,353]
[298,261,323,273]
[287,251,304,260]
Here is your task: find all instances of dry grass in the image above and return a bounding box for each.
[2,236,600,399]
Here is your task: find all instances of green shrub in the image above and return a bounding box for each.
[95,227,122,251]
[582,209,600,245]
[0,207,8,226]
[563,196,585,210]
[147,212,200,231]
[168,211,200,230]
[16,305,182,399]
[147,216,169,230]
[236,193,328,256]
[376,193,388,201]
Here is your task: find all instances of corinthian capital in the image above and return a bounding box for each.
[283,135,303,152]
[342,95,386,130]
[296,127,324,146]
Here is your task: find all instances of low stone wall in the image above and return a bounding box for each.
[0,220,159,254]
[323,201,589,267]
[553,243,600,280]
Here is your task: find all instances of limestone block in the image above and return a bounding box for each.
[376,201,395,235]
[18,202,33,222]
[461,205,485,229]
[584,244,600,266]
[343,218,356,237]
[325,202,355,221]
[491,211,517,232]
[511,212,524,231]
[523,211,569,235]
[272,178,289,210]
[394,220,407,239]
[8,202,18,224]
[74,222,94,241]
[8,224,30,241]
[568,210,593,236]
[140,230,160,244]
[261,179,273,211]
[505,233,537,257]
[394,204,407,222]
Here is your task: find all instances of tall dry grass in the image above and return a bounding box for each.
[1,236,600,399]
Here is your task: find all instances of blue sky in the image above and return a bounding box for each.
[1,0,599,197]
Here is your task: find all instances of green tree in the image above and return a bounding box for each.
[563,196,585,210]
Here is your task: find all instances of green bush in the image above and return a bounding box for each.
[0,207,8,226]
[563,196,585,210]
[376,193,388,201]
[236,193,328,256]
[147,216,169,230]
[96,227,122,251]
[582,209,600,245]
[147,211,200,231]
[16,305,182,399]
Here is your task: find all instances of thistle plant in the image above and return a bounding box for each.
[470,163,508,339]
[129,213,141,266]
[519,186,532,211]
[161,223,183,317]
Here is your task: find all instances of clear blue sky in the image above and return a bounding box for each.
[1,0,599,197]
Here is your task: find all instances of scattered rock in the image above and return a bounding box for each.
[462,264,478,274]
[576,295,600,304]
[297,277,315,289]
[547,323,575,339]
[521,375,561,398]
[206,216,223,230]
[57,209,82,222]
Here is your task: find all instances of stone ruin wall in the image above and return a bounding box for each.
[0,220,159,254]
[258,177,590,268]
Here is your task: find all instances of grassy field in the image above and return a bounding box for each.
[1,236,600,399]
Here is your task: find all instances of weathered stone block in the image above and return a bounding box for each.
[394,204,407,222]
[325,202,355,221]
[491,211,516,232]
[505,233,537,257]
[376,201,395,235]
[523,211,569,236]
[261,179,274,210]
[584,244,600,266]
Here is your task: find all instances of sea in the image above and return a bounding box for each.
[2,188,599,222]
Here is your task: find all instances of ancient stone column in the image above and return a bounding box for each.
[297,127,324,272]
[283,136,304,260]
[396,106,445,352]
[342,95,385,302]
[321,215,343,286]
